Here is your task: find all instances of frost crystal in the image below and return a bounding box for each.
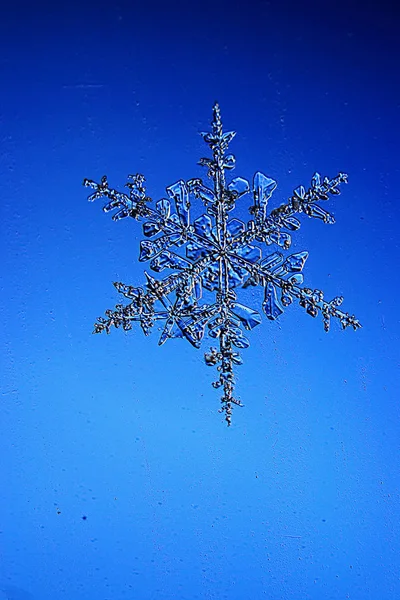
[84,103,361,426]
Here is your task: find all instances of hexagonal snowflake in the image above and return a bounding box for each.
[84,103,361,425]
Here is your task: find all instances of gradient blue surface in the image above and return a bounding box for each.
[1,1,399,599]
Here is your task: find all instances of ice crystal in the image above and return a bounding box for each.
[84,103,361,425]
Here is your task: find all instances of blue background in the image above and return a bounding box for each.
[1,1,399,599]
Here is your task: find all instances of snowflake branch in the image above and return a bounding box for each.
[269,172,348,226]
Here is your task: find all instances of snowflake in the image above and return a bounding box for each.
[84,103,361,426]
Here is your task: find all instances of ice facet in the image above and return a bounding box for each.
[186,241,211,260]
[230,303,262,330]
[223,154,236,169]
[202,263,220,291]
[253,172,277,218]
[166,180,190,227]
[231,331,250,349]
[311,172,321,189]
[228,177,250,198]
[143,221,161,237]
[263,282,284,320]
[194,214,213,239]
[227,218,245,238]
[281,216,301,231]
[283,251,308,273]
[288,273,304,285]
[188,179,216,206]
[156,198,171,219]
[260,252,284,271]
[228,263,246,288]
[235,244,261,263]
